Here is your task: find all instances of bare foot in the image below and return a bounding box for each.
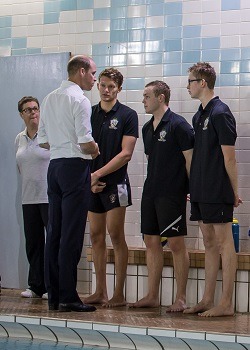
[102,296,127,308]
[84,292,108,305]
[128,296,159,308]
[166,299,187,313]
[198,304,234,317]
[183,300,214,314]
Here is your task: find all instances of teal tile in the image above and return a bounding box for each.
[94,7,110,20]
[128,29,145,42]
[164,39,182,52]
[145,52,162,65]
[147,3,164,16]
[110,30,128,42]
[0,16,11,28]
[145,40,163,53]
[163,51,181,64]
[183,50,201,63]
[165,14,182,27]
[0,27,11,39]
[202,49,220,62]
[111,0,129,6]
[12,37,27,49]
[27,48,42,55]
[128,42,144,53]
[111,18,127,30]
[92,44,110,56]
[240,60,250,73]
[202,37,220,49]
[183,25,201,38]
[146,0,164,3]
[44,1,60,12]
[146,28,164,41]
[77,0,93,9]
[126,78,145,90]
[44,12,60,24]
[127,17,146,29]
[241,47,250,60]
[128,0,146,4]
[12,48,27,56]
[60,0,77,11]
[163,63,182,76]
[220,73,239,86]
[221,0,240,11]
[109,43,127,54]
[240,73,250,86]
[221,48,240,60]
[92,55,110,67]
[110,7,127,19]
[165,2,182,15]
[0,38,11,46]
[164,27,182,39]
[183,38,201,50]
[221,61,240,74]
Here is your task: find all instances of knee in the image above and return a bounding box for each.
[168,238,186,254]
[110,231,126,248]
[90,231,106,246]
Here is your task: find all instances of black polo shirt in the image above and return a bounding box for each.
[91,100,139,185]
[190,96,237,203]
[142,108,194,198]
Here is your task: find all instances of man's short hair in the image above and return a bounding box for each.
[67,55,93,76]
[98,68,123,88]
[145,80,171,105]
[188,62,216,89]
[18,96,39,112]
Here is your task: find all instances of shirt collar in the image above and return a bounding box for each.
[150,108,171,124]
[198,96,219,113]
[97,100,120,113]
[22,128,37,140]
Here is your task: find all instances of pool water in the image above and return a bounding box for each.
[0,339,106,350]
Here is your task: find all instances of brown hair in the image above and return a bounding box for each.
[18,96,39,112]
[98,68,123,88]
[145,80,171,105]
[67,55,93,76]
[188,62,216,89]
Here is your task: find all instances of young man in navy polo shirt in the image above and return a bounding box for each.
[84,68,139,307]
[184,62,242,317]
[129,81,194,311]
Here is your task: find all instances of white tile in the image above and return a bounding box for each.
[128,5,146,18]
[93,31,110,44]
[77,10,93,21]
[119,326,147,335]
[146,16,164,28]
[67,321,93,330]
[94,0,110,8]
[236,282,248,312]
[60,10,77,23]
[93,20,110,32]
[176,330,205,340]
[125,275,138,303]
[182,12,202,26]
[0,315,15,322]
[161,277,173,306]
[27,25,43,37]
[41,318,66,327]
[147,328,175,337]
[16,316,40,325]
[206,333,236,342]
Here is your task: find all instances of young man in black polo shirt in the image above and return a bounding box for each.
[84,68,139,307]
[184,62,242,317]
[129,80,194,311]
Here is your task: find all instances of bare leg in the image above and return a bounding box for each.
[199,222,236,317]
[84,212,108,305]
[129,235,163,308]
[166,236,189,312]
[184,222,220,314]
[103,207,128,308]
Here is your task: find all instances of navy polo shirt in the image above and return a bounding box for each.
[142,108,194,197]
[190,97,237,203]
[91,100,139,185]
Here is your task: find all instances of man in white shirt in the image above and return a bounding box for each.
[38,55,99,312]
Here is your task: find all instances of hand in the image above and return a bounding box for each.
[234,195,243,208]
[91,172,100,186]
[187,194,190,202]
[91,181,106,193]
[91,143,100,159]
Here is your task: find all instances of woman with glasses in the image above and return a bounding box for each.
[15,96,49,299]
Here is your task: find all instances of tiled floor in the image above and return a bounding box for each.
[0,289,250,337]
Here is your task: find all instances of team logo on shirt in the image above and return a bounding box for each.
[158,129,167,142]
[109,117,118,129]
[109,194,116,203]
[203,117,209,130]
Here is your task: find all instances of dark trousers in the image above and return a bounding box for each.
[22,203,48,296]
[45,158,90,304]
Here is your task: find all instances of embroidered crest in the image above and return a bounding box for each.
[158,129,167,142]
[109,194,116,203]
[203,117,209,130]
[109,117,118,129]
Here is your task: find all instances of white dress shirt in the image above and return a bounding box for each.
[38,80,94,160]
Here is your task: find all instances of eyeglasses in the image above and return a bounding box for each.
[22,107,39,114]
[188,79,203,85]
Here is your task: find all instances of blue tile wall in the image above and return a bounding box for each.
[77,0,93,9]
[147,3,164,16]
[12,37,27,49]
[44,1,60,13]
[164,2,182,15]
[94,8,111,20]
[0,16,11,28]
[60,0,77,11]
[164,15,182,27]
[0,27,11,40]
[221,48,241,61]
[221,0,240,11]
[44,12,60,24]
